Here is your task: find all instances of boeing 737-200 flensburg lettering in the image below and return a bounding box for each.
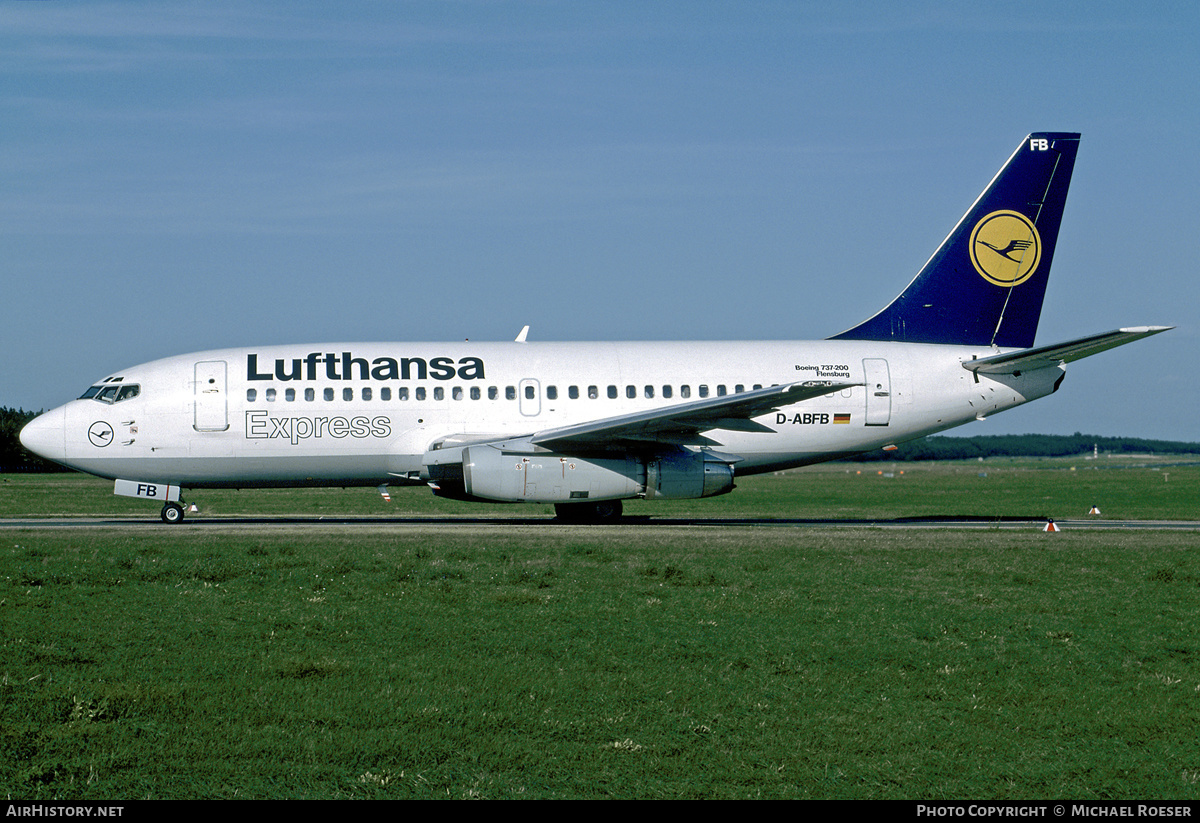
[20,133,1172,522]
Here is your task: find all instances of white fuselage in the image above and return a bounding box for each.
[26,339,1063,489]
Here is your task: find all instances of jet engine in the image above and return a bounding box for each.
[424,441,735,504]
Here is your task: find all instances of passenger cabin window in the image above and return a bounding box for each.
[662,385,673,399]
[569,386,579,399]
[546,386,558,400]
[247,389,256,402]
[681,385,691,398]
[588,385,598,399]
[698,385,709,398]
[286,388,296,402]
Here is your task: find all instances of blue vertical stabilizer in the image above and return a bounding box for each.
[831,133,1080,348]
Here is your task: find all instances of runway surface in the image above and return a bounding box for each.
[2,515,1198,530]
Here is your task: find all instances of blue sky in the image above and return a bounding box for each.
[3,1,1197,441]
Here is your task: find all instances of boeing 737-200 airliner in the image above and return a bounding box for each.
[20,133,1171,522]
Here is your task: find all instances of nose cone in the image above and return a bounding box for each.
[19,406,68,464]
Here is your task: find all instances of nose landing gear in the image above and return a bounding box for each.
[161,501,186,524]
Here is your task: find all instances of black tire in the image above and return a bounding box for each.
[161,502,185,524]
[593,500,623,521]
[554,500,623,523]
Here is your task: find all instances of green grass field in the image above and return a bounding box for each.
[2,453,1197,522]
[2,460,1198,799]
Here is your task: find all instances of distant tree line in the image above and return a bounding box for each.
[847,432,1200,462]
[1,405,1196,473]
[0,407,56,472]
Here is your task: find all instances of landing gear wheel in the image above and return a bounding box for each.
[593,500,623,521]
[161,502,185,524]
[554,500,623,523]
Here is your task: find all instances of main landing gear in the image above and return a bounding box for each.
[554,500,624,523]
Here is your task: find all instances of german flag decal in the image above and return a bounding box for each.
[834,414,851,424]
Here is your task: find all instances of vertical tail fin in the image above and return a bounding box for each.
[832,133,1080,348]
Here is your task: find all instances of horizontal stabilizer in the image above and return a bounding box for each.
[963,326,1173,375]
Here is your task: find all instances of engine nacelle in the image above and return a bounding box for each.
[645,449,735,500]
[464,445,638,503]
[448,444,735,504]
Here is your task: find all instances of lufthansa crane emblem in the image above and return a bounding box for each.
[969,210,1042,288]
[88,421,114,448]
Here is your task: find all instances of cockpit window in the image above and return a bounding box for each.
[85,384,141,404]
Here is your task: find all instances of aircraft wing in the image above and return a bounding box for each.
[530,381,859,450]
[962,326,1173,376]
